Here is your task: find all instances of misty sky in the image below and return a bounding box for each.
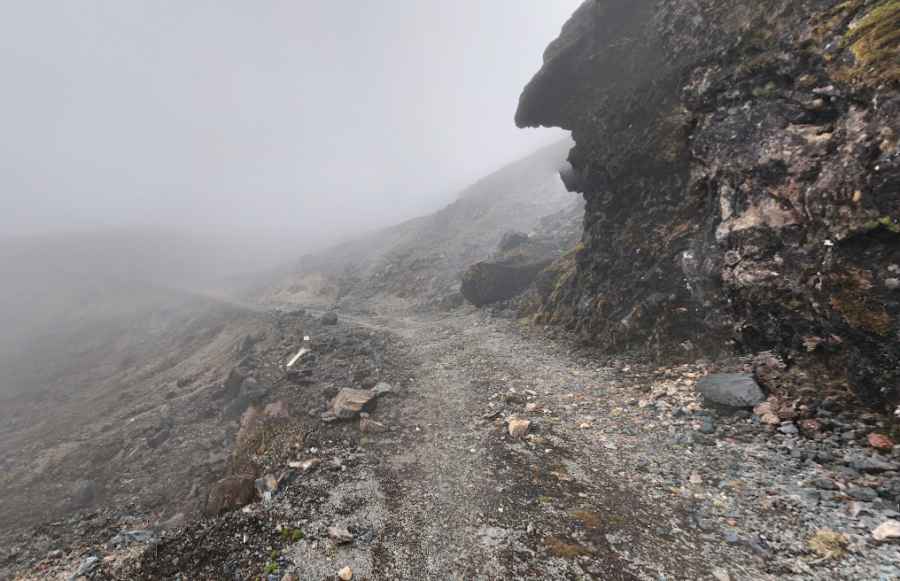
[0,1,577,255]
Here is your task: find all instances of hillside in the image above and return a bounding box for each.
[260,138,583,311]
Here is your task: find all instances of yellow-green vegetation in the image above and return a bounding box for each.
[570,510,604,530]
[819,0,900,86]
[807,529,849,559]
[845,0,900,85]
[862,215,900,234]
[280,527,304,542]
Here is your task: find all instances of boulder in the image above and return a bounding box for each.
[204,475,257,516]
[695,374,765,409]
[321,312,339,325]
[331,388,377,419]
[461,237,560,307]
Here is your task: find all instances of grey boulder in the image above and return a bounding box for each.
[695,373,765,409]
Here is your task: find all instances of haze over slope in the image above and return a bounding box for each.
[262,139,582,310]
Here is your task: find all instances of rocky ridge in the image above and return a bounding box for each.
[515,0,900,413]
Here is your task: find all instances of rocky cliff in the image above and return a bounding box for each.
[516,0,900,410]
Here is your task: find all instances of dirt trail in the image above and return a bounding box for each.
[329,308,761,580]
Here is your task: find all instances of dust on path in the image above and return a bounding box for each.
[325,307,762,580]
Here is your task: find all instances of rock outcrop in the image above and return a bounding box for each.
[517,0,900,410]
[461,232,563,306]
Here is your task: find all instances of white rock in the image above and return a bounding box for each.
[338,566,353,580]
[872,520,900,542]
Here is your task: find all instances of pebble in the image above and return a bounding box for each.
[868,433,896,452]
[338,565,353,580]
[508,417,531,439]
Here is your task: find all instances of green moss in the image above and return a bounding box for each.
[819,0,900,86]
[862,215,900,233]
[264,561,279,575]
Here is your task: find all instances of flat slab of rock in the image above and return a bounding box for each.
[696,373,764,408]
[332,388,377,419]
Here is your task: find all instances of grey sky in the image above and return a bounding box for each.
[0,1,577,257]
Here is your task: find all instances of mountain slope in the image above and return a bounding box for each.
[261,139,583,311]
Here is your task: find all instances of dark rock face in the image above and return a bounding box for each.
[696,374,766,409]
[461,235,562,307]
[517,0,900,410]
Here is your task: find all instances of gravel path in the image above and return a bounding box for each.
[318,306,899,580]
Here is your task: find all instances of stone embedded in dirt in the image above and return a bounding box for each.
[327,526,354,544]
[798,419,821,436]
[338,565,353,580]
[204,474,257,516]
[264,400,290,418]
[711,568,731,581]
[525,402,540,412]
[288,458,321,472]
[868,433,896,452]
[373,382,393,397]
[873,520,900,542]
[507,417,531,439]
[255,474,280,501]
[321,312,339,326]
[331,388,377,419]
[73,556,100,578]
[695,374,765,409]
[359,414,388,434]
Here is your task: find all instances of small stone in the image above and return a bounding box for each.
[321,312,338,325]
[872,520,900,542]
[359,416,388,434]
[711,568,731,581]
[868,433,896,452]
[327,526,354,545]
[885,278,900,291]
[373,382,393,397]
[508,417,531,439]
[73,556,100,578]
[288,458,320,472]
[525,402,540,413]
[813,478,838,490]
[331,388,377,419]
[689,472,703,485]
[778,422,799,435]
[699,417,715,434]
[798,419,821,436]
[338,566,353,580]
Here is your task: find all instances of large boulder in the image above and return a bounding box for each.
[461,234,560,307]
[696,374,765,409]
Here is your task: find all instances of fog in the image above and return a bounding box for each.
[0,1,578,278]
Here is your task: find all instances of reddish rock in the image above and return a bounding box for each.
[868,433,896,452]
[798,419,822,437]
